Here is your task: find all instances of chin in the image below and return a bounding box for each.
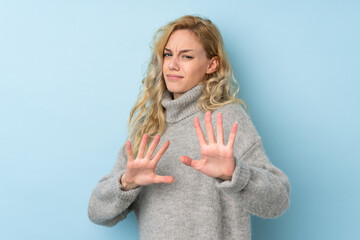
[167,88,183,96]
[165,82,183,94]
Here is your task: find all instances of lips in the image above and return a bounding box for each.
[166,74,184,80]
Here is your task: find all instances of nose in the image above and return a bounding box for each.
[168,56,180,71]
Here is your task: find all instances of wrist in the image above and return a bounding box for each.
[120,174,139,191]
[218,174,232,181]
[218,168,234,181]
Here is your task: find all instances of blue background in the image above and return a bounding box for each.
[1,0,359,239]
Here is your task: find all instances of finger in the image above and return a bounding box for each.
[145,135,160,159]
[152,140,170,164]
[137,134,148,159]
[179,155,193,166]
[126,140,134,161]
[194,117,207,145]
[227,122,238,147]
[205,111,216,144]
[216,112,224,144]
[153,175,174,184]
[179,156,202,171]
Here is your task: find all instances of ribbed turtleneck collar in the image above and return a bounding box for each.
[161,85,203,123]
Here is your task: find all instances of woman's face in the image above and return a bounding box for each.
[162,29,218,99]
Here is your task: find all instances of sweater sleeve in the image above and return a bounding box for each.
[88,145,142,226]
[214,105,290,218]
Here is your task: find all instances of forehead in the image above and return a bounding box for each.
[165,29,204,51]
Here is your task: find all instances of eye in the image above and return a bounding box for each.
[183,55,194,59]
[163,53,172,57]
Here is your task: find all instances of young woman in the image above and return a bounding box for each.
[88,15,290,240]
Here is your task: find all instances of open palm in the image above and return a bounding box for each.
[121,134,174,190]
[180,111,238,181]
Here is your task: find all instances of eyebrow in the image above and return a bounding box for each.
[164,48,194,54]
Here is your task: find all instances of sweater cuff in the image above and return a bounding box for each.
[111,171,142,200]
[215,160,251,193]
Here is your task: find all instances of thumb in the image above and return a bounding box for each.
[180,156,193,166]
[180,156,202,170]
[154,175,174,184]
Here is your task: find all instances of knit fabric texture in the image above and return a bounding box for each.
[88,85,290,240]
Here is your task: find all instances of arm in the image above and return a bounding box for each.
[215,137,290,218]
[88,134,174,226]
[87,145,141,226]
[180,108,290,218]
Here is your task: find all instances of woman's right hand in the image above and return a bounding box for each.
[120,134,174,191]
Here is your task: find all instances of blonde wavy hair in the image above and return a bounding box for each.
[128,15,246,154]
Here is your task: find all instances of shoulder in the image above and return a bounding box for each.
[213,102,249,122]
[214,103,261,144]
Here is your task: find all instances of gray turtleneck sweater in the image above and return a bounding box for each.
[88,85,290,240]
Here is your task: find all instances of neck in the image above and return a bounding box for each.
[161,85,203,123]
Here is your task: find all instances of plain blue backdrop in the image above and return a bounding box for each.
[1,0,359,239]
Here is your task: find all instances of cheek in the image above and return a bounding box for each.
[162,60,167,71]
[186,62,207,79]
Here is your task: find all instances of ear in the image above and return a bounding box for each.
[206,56,219,74]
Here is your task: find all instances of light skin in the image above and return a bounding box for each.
[121,134,174,190]
[121,30,238,190]
[180,111,238,181]
[162,29,219,99]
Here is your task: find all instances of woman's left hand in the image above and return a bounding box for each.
[180,111,238,181]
